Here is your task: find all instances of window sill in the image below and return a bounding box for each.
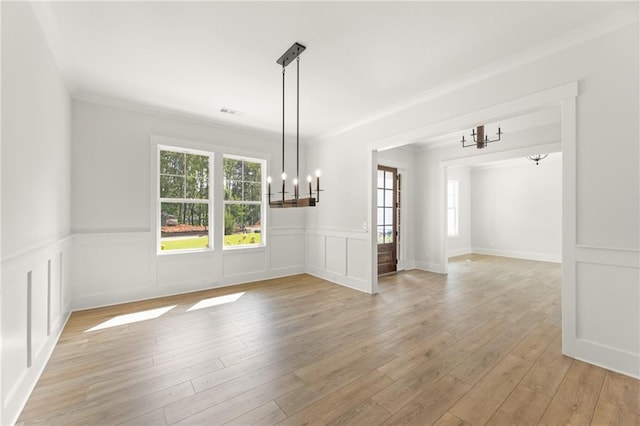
[223,245,266,254]
[157,248,213,256]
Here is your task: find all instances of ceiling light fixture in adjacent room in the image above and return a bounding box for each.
[527,154,549,165]
[461,125,502,149]
[268,42,322,208]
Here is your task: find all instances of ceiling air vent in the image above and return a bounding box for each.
[219,107,244,116]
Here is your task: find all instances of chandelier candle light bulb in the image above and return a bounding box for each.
[293,178,299,199]
[267,176,272,203]
[307,175,312,197]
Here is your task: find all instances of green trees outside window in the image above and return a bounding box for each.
[223,157,263,247]
[159,150,210,251]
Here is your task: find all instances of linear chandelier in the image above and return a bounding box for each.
[268,42,322,208]
[461,125,502,149]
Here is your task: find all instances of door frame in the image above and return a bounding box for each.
[377,165,398,275]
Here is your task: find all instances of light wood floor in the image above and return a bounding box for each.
[18,255,639,425]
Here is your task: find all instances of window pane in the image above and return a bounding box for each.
[223,158,263,202]
[377,189,384,207]
[377,207,384,226]
[384,226,393,243]
[224,204,262,246]
[224,180,243,201]
[243,182,262,202]
[377,170,384,188]
[224,158,242,181]
[243,161,261,182]
[160,151,185,175]
[185,154,209,199]
[377,226,385,244]
[160,175,184,198]
[385,171,393,189]
[185,175,209,200]
[384,189,393,207]
[160,202,209,251]
[384,207,393,226]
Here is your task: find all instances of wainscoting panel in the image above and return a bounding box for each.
[1,237,72,426]
[568,246,640,378]
[269,228,305,271]
[73,233,151,300]
[306,233,325,270]
[157,250,220,289]
[576,262,639,353]
[325,237,347,276]
[347,238,369,283]
[223,248,267,277]
[305,229,372,293]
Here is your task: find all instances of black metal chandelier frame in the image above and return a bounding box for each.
[461,125,502,149]
[268,42,322,208]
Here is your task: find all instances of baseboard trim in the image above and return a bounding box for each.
[414,261,447,274]
[447,248,473,258]
[305,265,372,294]
[564,335,640,379]
[471,247,561,263]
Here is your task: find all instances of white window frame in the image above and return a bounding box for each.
[222,154,267,250]
[157,145,213,255]
[447,180,459,237]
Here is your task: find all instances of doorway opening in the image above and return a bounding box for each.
[445,153,563,270]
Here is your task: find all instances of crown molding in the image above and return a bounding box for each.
[312,5,638,144]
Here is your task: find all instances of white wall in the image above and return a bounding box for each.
[1,3,73,424]
[470,153,562,262]
[307,16,639,378]
[71,100,308,309]
[446,166,471,258]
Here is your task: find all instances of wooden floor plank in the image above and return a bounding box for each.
[278,370,392,425]
[485,384,551,425]
[380,374,471,426]
[591,400,640,426]
[539,360,606,426]
[324,399,391,426]
[449,354,531,425]
[223,401,287,425]
[519,332,571,397]
[599,370,640,415]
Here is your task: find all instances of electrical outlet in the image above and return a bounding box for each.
[363,222,368,231]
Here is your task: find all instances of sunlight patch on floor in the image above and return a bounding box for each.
[85,305,177,332]
[187,292,245,312]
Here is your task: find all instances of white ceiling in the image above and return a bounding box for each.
[33,1,631,142]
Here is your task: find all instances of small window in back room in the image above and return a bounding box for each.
[448,180,459,237]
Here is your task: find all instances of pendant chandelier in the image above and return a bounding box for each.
[527,154,548,165]
[268,42,322,208]
[461,125,502,149]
